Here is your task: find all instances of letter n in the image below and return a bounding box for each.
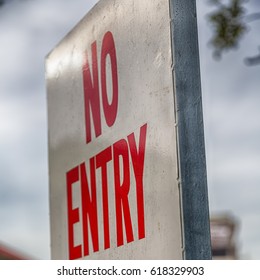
[80,159,99,256]
[82,41,101,144]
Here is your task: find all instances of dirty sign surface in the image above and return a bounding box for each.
[46,0,183,259]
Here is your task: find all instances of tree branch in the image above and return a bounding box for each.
[244,47,260,66]
[244,13,260,23]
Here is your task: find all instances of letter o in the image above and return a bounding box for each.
[101,31,118,127]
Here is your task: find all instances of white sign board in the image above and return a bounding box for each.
[46,0,185,260]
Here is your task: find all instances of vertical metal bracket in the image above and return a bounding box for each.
[169,0,212,259]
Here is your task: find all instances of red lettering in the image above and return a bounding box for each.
[83,31,118,144]
[80,159,99,256]
[96,147,112,250]
[101,31,118,127]
[113,139,134,247]
[128,124,147,240]
[66,166,82,260]
[83,41,101,144]
[66,124,148,258]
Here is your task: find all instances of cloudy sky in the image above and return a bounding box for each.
[197,0,260,259]
[0,0,260,259]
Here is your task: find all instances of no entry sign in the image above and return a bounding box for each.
[46,0,211,260]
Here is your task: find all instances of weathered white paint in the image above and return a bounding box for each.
[46,0,183,260]
[46,0,211,260]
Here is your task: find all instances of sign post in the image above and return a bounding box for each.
[169,0,211,259]
[46,0,211,260]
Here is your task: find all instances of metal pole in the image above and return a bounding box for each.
[169,0,212,259]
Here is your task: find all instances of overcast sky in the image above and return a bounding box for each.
[0,0,260,259]
[198,0,260,259]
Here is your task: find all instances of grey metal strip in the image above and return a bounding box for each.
[169,0,212,259]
